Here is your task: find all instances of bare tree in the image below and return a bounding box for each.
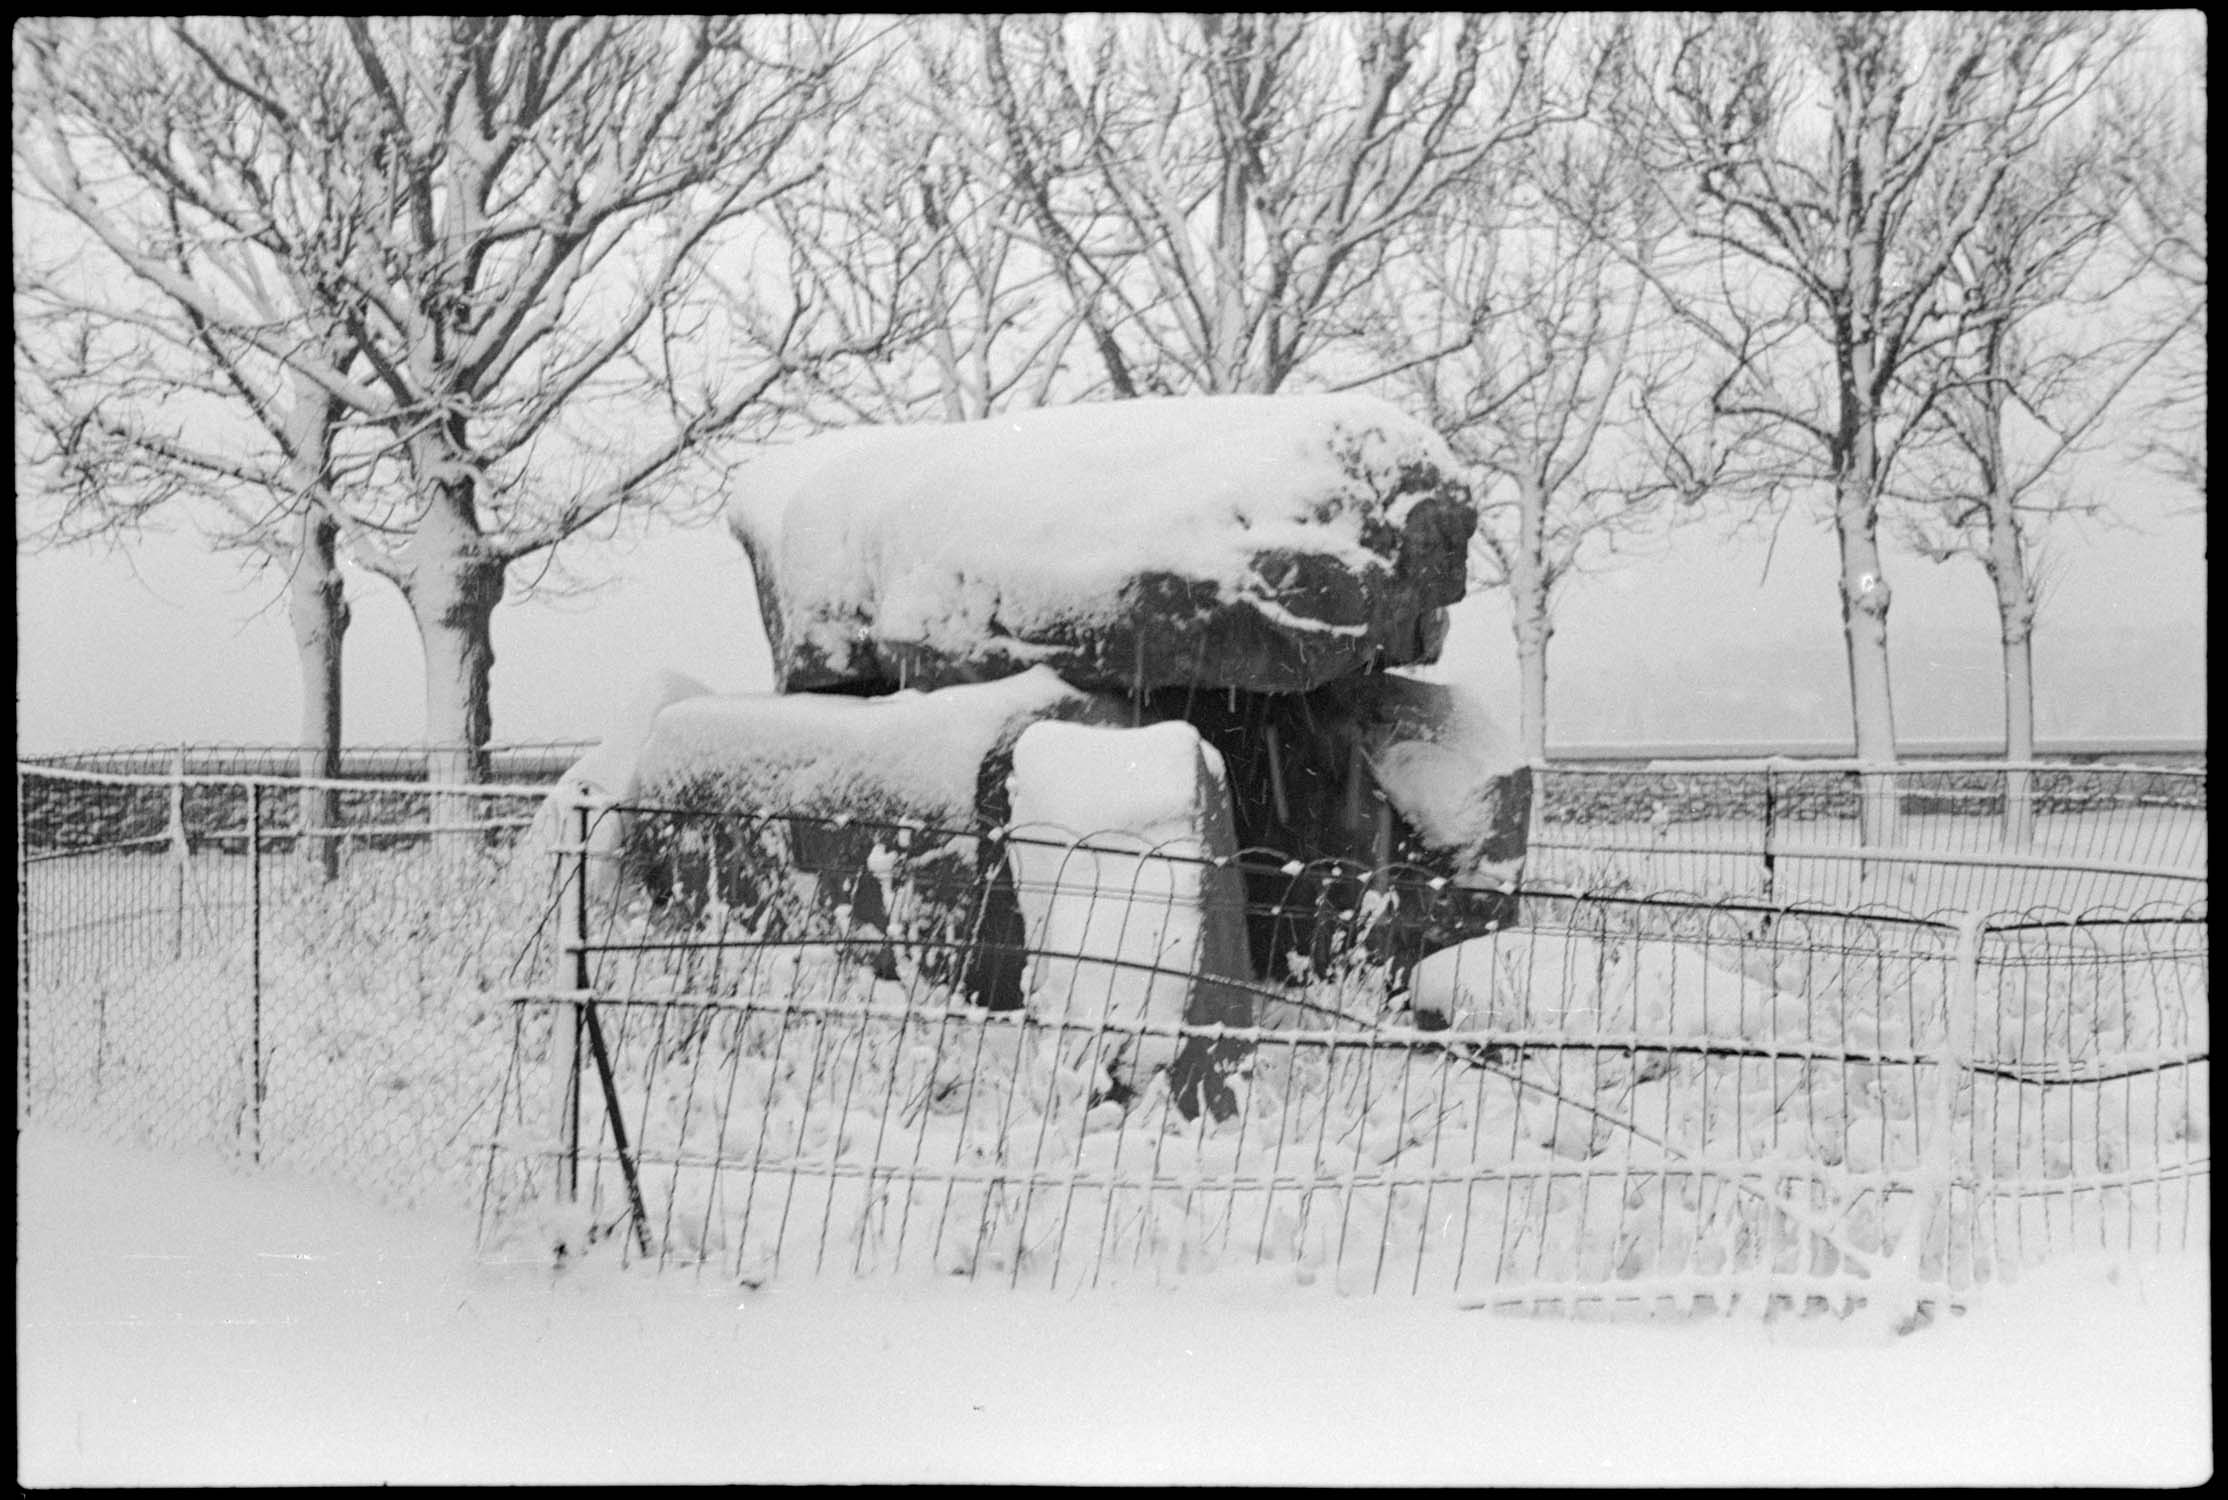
[2109,31,2208,502]
[1609,11,2134,848]
[966,13,1575,398]
[1373,110,1728,763]
[15,16,864,784]
[1890,130,2176,845]
[766,21,1091,425]
[15,249,364,872]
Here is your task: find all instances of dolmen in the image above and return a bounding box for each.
[547,393,1531,1118]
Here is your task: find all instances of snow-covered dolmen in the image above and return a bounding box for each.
[549,394,1530,1119]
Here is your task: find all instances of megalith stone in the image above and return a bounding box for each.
[726,394,1476,699]
[1005,719,1256,1119]
[1149,673,1531,1000]
[552,667,1126,1009]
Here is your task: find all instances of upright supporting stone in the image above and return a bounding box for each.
[1006,719,1254,1118]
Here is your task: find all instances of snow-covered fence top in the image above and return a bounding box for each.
[726,393,1476,697]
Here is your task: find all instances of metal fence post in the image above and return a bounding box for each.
[1761,764,1779,914]
[248,779,265,1165]
[17,767,30,1114]
[551,788,590,1209]
[169,748,189,959]
[1939,911,1981,1285]
[1876,910,1981,1330]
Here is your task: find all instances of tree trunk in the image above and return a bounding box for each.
[289,509,350,881]
[1834,493,1900,756]
[1514,610,1551,768]
[408,553,504,790]
[1986,504,2039,850]
[1836,103,1901,880]
[402,470,506,793]
[1834,475,1901,864]
[1508,471,1554,765]
[1201,12,1259,395]
[1999,628,2037,850]
[1829,322,1902,875]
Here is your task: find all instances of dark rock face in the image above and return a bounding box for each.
[727,394,1476,699]
[611,673,1128,1011]
[1148,675,1530,993]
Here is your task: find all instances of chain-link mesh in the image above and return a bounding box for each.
[472,798,2208,1316]
[18,765,568,1208]
[19,741,593,781]
[1531,762,2207,912]
[21,758,2207,1313]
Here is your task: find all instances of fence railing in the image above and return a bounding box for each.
[1529,761,2208,915]
[469,792,2207,1314]
[17,766,560,1205]
[18,759,2208,1315]
[18,740,596,781]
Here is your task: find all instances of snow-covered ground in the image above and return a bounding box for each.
[17,1126,2209,1486]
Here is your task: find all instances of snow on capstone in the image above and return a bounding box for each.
[629,665,1120,826]
[1006,719,1254,1109]
[726,394,1476,696]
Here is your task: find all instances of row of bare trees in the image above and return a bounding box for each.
[14,14,2209,844]
[15,16,872,803]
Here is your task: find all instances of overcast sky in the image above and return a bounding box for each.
[15,13,2205,760]
[15,446,2204,755]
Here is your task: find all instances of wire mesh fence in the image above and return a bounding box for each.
[18,764,565,1207]
[18,756,2209,1314]
[19,740,595,781]
[468,795,2208,1315]
[1530,761,2208,913]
